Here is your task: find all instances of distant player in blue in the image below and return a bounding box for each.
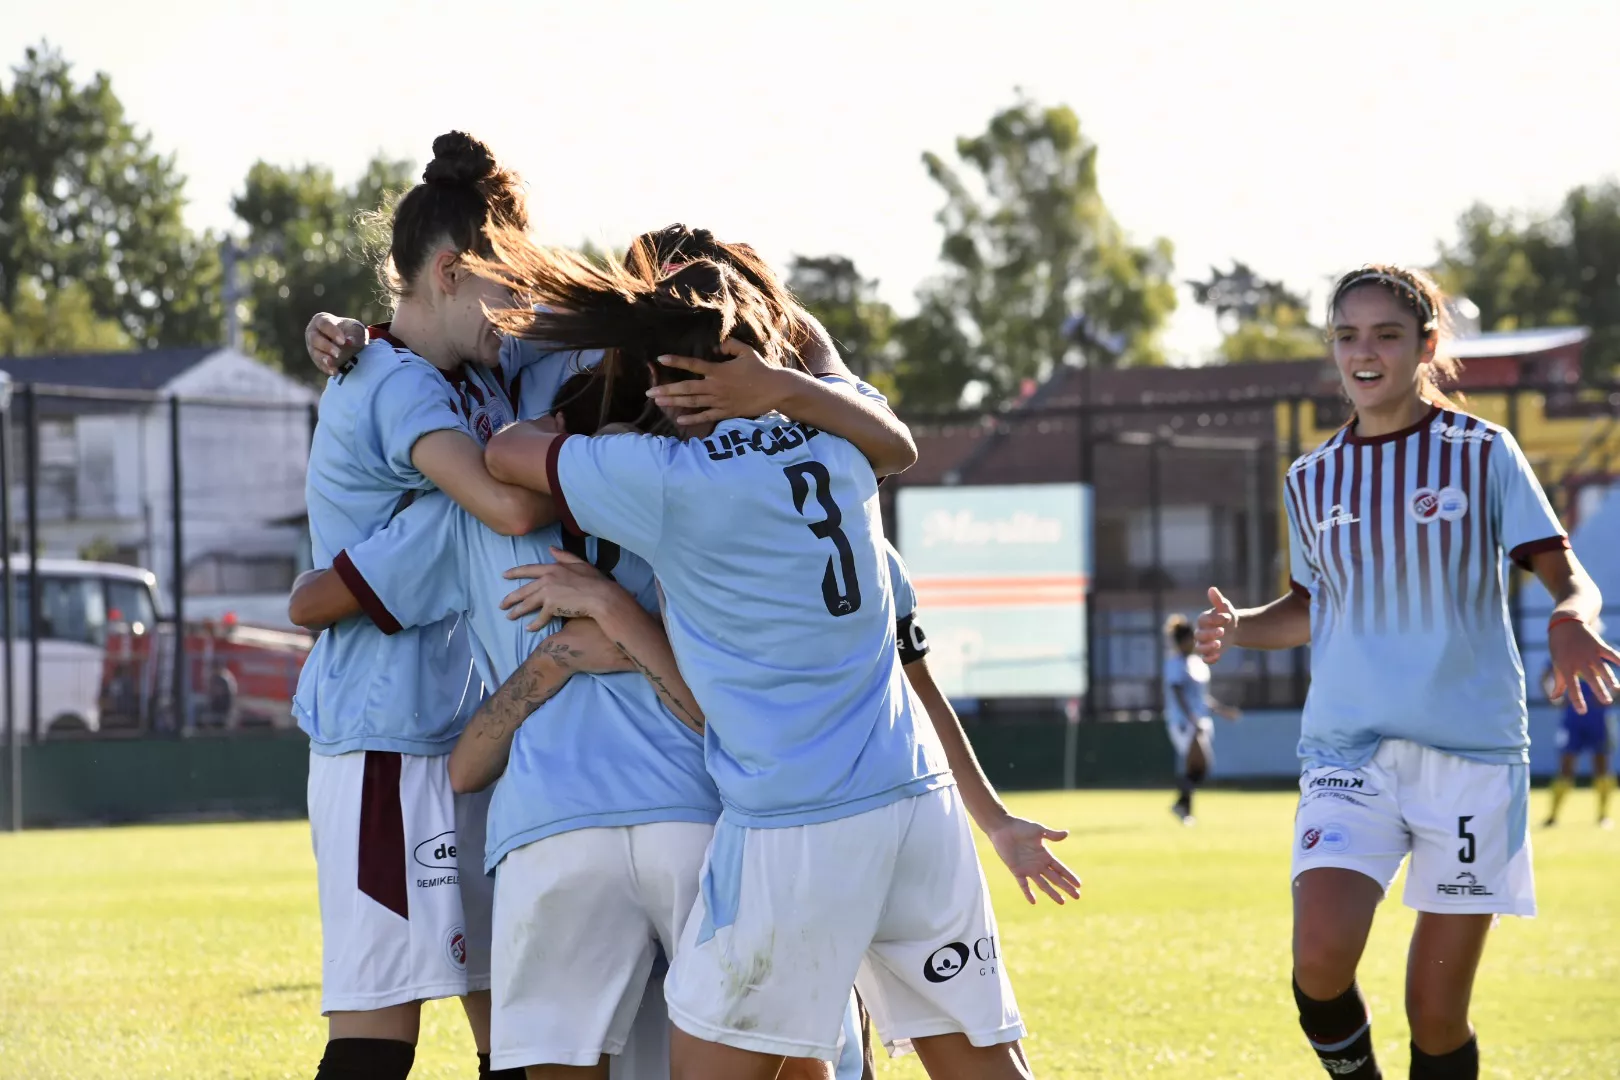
[1161,614,1240,825]
[1540,627,1615,827]
[1197,264,1619,1080]
[294,132,556,1080]
[468,233,1037,1080]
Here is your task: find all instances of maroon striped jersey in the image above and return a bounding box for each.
[1284,405,1567,768]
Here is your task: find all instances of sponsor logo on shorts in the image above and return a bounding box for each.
[1436,871,1494,898]
[1308,771,1379,797]
[924,937,1000,983]
[1300,823,1349,854]
[445,926,467,971]
[414,831,458,870]
[1304,790,1367,809]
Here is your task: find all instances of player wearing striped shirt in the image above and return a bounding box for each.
[1197,265,1618,1080]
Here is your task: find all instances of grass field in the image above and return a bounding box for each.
[1,790,1616,1079]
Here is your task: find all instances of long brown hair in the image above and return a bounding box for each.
[468,227,789,432]
[1326,263,1464,411]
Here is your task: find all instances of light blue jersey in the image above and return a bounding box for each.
[884,538,931,666]
[295,337,499,756]
[1162,653,1210,729]
[499,333,604,421]
[549,408,950,829]
[1285,406,1567,768]
[339,491,720,872]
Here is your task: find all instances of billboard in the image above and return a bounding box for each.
[896,483,1091,699]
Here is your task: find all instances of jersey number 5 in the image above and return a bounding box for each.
[784,462,862,617]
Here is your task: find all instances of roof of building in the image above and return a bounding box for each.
[0,346,220,392]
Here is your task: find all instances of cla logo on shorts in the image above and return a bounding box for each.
[1436,871,1494,898]
[1301,824,1349,854]
[1301,828,1323,851]
[445,926,467,971]
[1411,486,1468,524]
[924,943,970,983]
[414,831,458,870]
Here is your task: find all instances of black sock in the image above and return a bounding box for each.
[477,1051,525,1079]
[1293,978,1381,1078]
[1409,1036,1478,1080]
[314,1038,415,1080]
[1175,780,1192,808]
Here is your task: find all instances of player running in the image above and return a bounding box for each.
[1161,614,1240,825]
[467,235,1041,1080]
[1540,630,1615,826]
[1197,264,1618,1080]
[296,131,553,1080]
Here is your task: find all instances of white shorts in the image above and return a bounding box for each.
[308,749,469,1013]
[454,787,495,994]
[1291,738,1535,917]
[665,786,1024,1061]
[489,821,714,1071]
[1168,717,1214,760]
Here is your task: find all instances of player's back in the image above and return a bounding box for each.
[556,417,947,827]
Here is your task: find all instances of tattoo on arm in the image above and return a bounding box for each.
[615,639,705,734]
[470,650,570,744]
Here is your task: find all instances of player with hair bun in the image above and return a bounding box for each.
[1197,264,1618,1080]
[296,130,551,1080]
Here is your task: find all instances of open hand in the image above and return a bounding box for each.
[1547,617,1620,714]
[502,548,624,631]
[985,815,1082,906]
[1195,587,1238,665]
[646,339,789,427]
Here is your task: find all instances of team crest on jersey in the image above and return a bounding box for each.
[1411,485,1468,524]
[445,926,467,971]
[468,402,510,447]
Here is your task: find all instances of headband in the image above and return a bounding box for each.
[1334,270,1436,328]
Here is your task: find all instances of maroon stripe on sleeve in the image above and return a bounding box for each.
[1392,434,1409,631]
[1290,579,1312,598]
[544,434,583,536]
[1415,421,1434,631]
[357,751,409,920]
[332,550,402,636]
[1510,535,1569,570]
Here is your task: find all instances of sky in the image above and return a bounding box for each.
[5,0,1619,362]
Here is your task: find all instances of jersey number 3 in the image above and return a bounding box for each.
[784,462,862,617]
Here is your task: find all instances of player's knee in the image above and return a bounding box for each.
[1405,988,1471,1053]
[1292,932,1359,1000]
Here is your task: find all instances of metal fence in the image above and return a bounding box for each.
[0,381,316,768]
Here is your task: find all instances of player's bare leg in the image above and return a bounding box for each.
[328,1002,421,1044]
[777,1058,834,1079]
[1292,868,1383,1078]
[1405,912,1491,1072]
[318,1002,421,1078]
[525,1061,607,1080]
[1594,751,1614,825]
[669,1026,782,1080]
[1545,752,1578,826]
[461,991,492,1053]
[911,1034,1033,1080]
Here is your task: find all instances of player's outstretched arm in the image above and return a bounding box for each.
[499,550,706,734]
[1195,586,1311,665]
[288,568,363,632]
[305,312,367,376]
[1532,547,1619,715]
[412,429,555,536]
[902,653,1081,906]
[483,422,561,494]
[648,339,918,478]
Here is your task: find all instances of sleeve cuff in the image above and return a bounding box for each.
[545,433,583,536]
[1509,535,1569,570]
[332,550,403,635]
[1290,579,1312,598]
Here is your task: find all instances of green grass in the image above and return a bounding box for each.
[1,791,1616,1079]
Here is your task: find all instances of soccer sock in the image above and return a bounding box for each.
[1409,1035,1478,1080]
[1547,776,1573,822]
[314,1038,415,1080]
[1293,977,1381,1079]
[1596,773,1615,820]
[477,1051,524,1079]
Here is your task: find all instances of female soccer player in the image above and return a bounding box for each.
[297,131,552,1080]
[1197,264,1619,1080]
[468,238,1037,1080]
[1161,614,1239,825]
[1539,631,1615,826]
